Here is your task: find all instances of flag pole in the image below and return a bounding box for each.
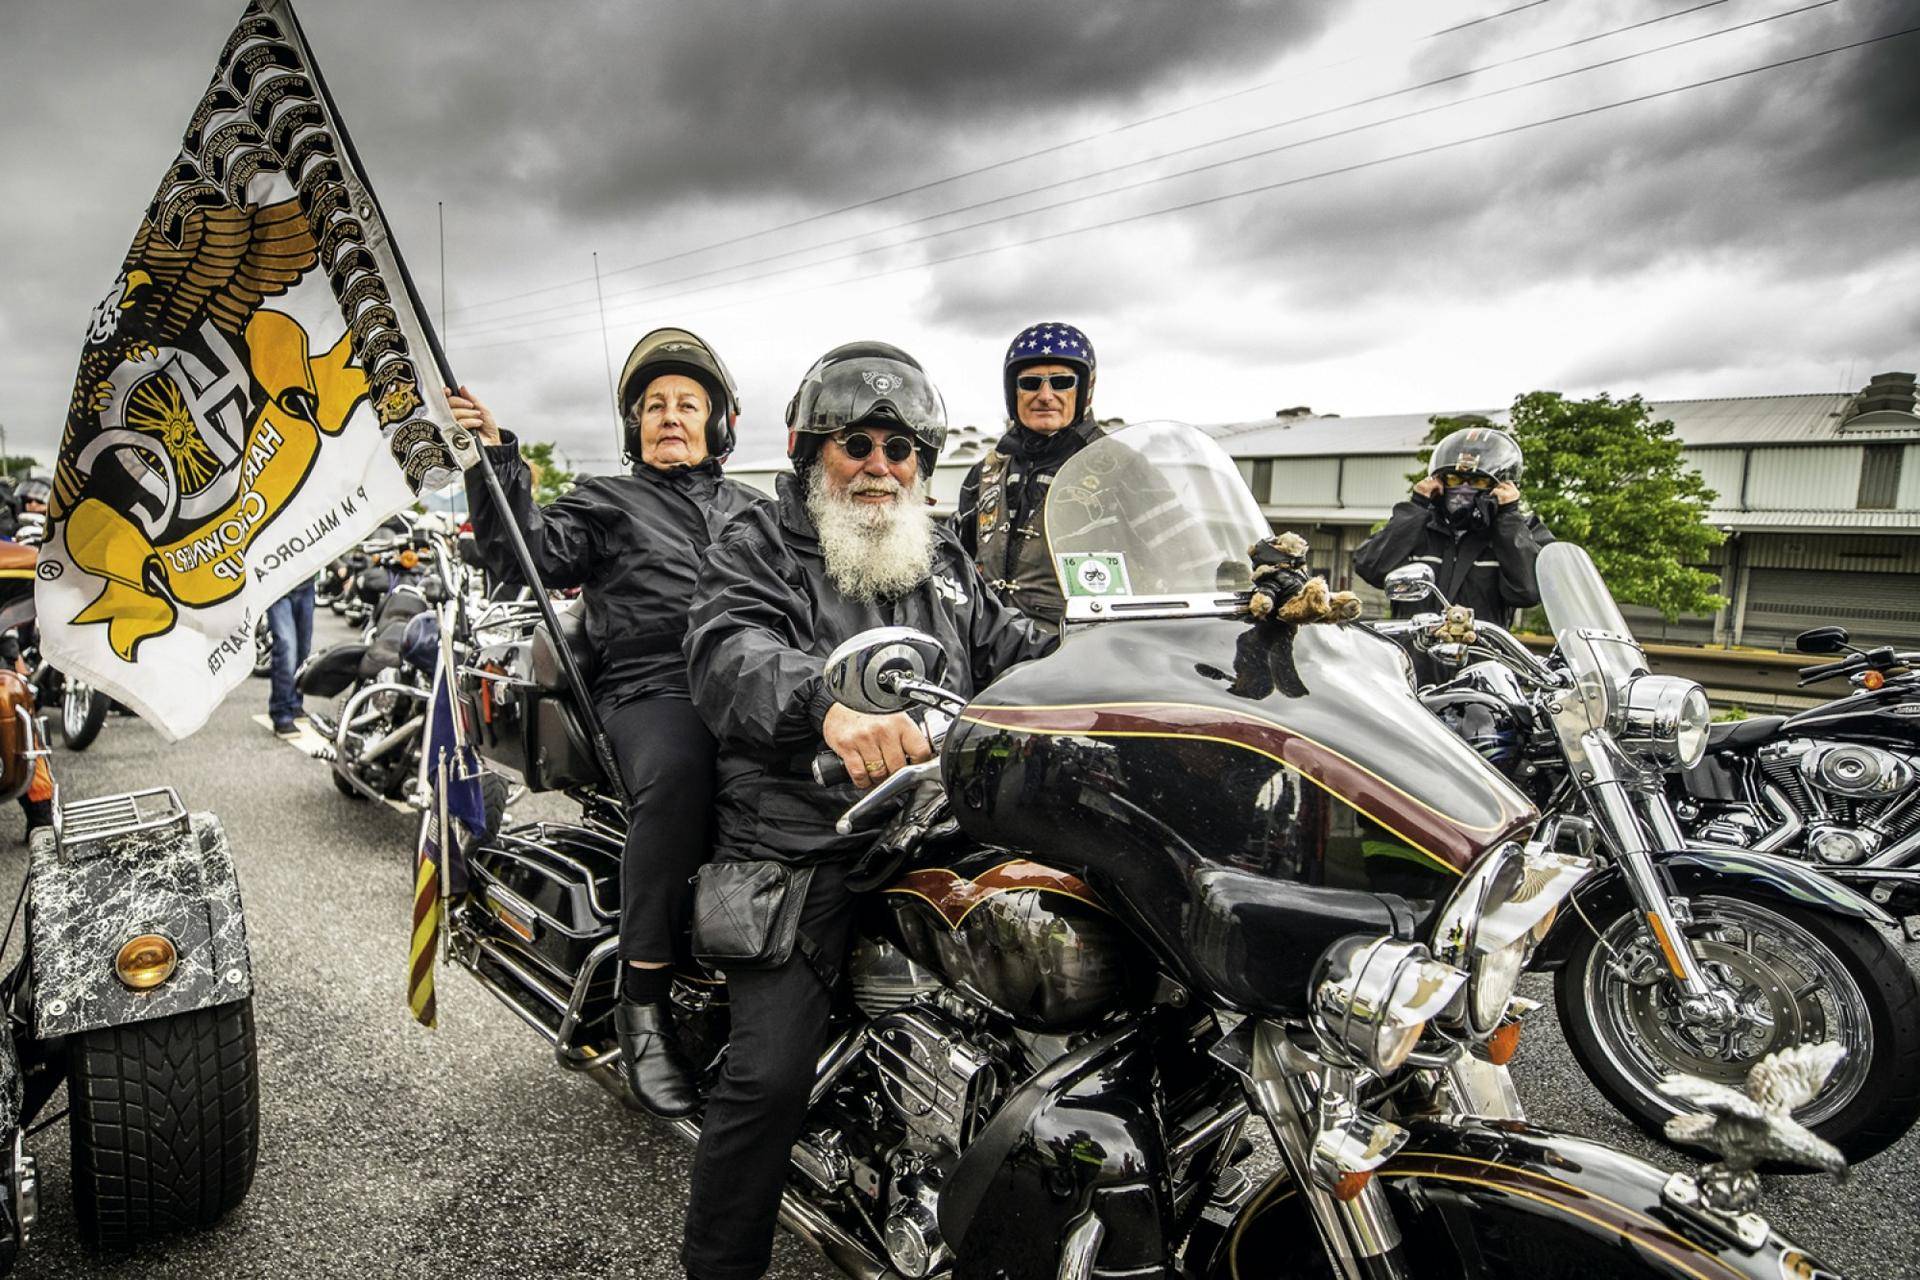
[276,0,626,802]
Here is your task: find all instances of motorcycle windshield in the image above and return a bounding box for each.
[1044,421,1269,601]
[1536,542,1645,733]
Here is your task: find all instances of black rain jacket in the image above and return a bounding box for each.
[685,471,1054,865]
[1352,493,1555,626]
[464,430,766,714]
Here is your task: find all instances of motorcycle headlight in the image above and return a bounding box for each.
[1431,841,1591,1038]
[1309,936,1466,1075]
[1617,674,1711,770]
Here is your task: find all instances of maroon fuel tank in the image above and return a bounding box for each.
[941,613,1537,1016]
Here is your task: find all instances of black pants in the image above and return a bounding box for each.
[602,696,716,966]
[682,861,854,1280]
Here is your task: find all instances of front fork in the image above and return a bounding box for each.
[1578,753,1722,1006]
[1246,1023,1410,1280]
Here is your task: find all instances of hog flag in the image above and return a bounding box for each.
[38,0,472,740]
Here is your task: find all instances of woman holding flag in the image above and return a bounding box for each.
[447,328,765,1118]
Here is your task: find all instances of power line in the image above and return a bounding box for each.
[457,0,1829,343]
[442,0,1564,319]
[458,23,1918,355]
[451,0,1730,339]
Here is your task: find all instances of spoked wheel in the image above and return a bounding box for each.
[60,678,109,750]
[1558,892,1920,1164]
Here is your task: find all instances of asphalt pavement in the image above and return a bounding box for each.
[6,610,1917,1278]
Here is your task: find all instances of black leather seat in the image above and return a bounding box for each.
[1707,714,1787,752]
[526,608,610,793]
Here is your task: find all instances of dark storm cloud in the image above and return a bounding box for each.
[1144,2,1920,312]
[404,1,1342,219]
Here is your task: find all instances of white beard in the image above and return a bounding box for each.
[806,465,935,602]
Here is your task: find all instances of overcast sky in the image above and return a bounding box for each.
[3,0,1915,472]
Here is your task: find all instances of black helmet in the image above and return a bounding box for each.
[1002,321,1096,426]
[785,342,947,474]
[1428,425,1523,484]
[616,327,741,464]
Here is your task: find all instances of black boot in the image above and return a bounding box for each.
[615,999,700,1118]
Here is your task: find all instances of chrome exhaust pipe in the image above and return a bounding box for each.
[358,715,423,764]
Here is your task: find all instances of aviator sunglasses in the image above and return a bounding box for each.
[834,431,917,463]
[1015,372,1079,394]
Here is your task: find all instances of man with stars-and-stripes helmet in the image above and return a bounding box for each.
[952,321,1103,630]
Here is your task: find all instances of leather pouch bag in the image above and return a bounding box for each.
[691,859,816,970]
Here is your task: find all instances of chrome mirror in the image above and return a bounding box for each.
[823,627,947,716]
[1385,563,1440,604]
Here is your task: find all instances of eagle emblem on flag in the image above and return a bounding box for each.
[54,198,366,660]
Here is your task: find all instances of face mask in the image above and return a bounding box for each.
[1443,485,1484,522]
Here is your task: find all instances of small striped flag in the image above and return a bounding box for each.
[407,628,487,1029]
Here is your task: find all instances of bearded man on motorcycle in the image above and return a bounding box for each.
[679,342,1053,1280]
[953,321,1104,630]
[446,328,766,1118]
[1353,421,1554,627]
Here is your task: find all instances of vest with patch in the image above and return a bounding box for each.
[972,422,1106,627]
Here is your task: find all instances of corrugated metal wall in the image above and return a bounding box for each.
[1897,444,1920,508]
[1681,449,1745,504]
[1743,532,1920,572]
[1742,445,1864,510]
[1271,457,1341,505]
[1342,454,1423,509]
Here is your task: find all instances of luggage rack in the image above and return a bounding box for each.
[52,786,191,861]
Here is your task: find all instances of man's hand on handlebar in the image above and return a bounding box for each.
[824,703,933,791]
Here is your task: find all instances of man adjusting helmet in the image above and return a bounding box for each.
[1353,420,1554,625]
[953,321,1103,629]
[445,327,766,1119]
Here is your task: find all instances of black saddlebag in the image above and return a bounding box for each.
[468,821,620,978]
[296,642,369,698]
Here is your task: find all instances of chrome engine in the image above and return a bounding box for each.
[825,935,1018,1277]
[1722,740,1920,866]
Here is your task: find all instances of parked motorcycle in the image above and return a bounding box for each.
[443,422,1845,1279]
[297,530,446,803]
[1671,626,1920,919]
[1380,559,1920,1164]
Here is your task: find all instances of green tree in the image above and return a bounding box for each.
[1419,392,1724,621]
[1,455,39,480]
[520,441,575,506]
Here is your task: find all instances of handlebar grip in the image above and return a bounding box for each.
[812,750,851,787]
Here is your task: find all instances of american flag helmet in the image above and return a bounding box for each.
[1003,321,1096,425]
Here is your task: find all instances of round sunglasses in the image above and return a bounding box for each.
[833,432,917,463]
[1015,372,1079,394]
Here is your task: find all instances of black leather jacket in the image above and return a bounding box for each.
[1352,494,1555,626]
[464,431,766,713]
[685,471,1053,864]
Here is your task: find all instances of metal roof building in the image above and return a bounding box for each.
[1205,374,1920,649]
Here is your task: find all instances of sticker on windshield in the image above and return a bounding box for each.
[1059,552,1131,598]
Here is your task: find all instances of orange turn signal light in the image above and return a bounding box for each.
[399,549,420,570]
[1333,1171,1375,1202]
[1861,670,1885,691]
[115,933,178,990]
[1485,1019,1524,1066]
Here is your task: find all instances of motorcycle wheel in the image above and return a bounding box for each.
[332,767,367,800]
[1557,892,1920,1165]
[68,999,260,1250]
[60,680,108,750]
